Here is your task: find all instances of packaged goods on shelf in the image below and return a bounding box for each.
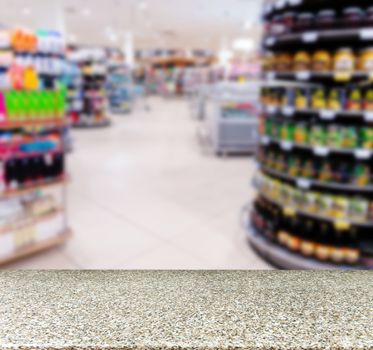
[0,26,70,265]
[249,0,373,269]
[257,174,373,223]
[261,85,373,113]
[265,3,373,35]
[107,64,132,114]
[65,47,110,128]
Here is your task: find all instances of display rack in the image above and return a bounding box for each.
[68,47,110,128]
[63,51,83,128]
[107,64,132,114]
[0,27,71,265]
[203,81,259,155]
[250,0,373,269]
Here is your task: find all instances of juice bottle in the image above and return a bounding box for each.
[24,66,39,90]
[0,92,7,123]
[13,91,22,122]
[40,91,48,120]
[46,91,54,119]
[21,91,30,121]
[58,88,66,119]
[5,91,14,122]
[29,91,38,120]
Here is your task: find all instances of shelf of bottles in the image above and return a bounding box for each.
[107,64,132,114]
[106,48,132,115]
[0,27,71,265]
[63,48,83,130]
[67,47,110,128]
[249,0,373,269]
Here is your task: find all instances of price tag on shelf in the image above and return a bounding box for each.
[280,140,293,151]
[364,111,373,122]
[334,71,352,82]
[359,29,373,40]
[261,136,271,145]
[302,32,319,43]
[266,72,276,80]
[313,146,330,157]
[319,109,336,120]
[334,220,351,231]
[282,106,295,117]
[265,37,276,47]
[288,0,302,5]
[295,71,311,81]
[354,149,372,160]
[275,0,286,9]
[283,207,296,217]
[296,178,311,190]
[266,105,277,115]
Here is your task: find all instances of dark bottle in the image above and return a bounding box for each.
[32,156,44,182]
[43,153,54,179]
[53,153,64,177]
[300,219,316,257]
[19,157,32,186]
[315,222,332,262]
[263,203,278,242]
[5,159,17,189]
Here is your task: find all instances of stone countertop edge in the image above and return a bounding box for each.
[0,271,372,350]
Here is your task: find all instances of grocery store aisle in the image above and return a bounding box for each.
[10,97,271,269]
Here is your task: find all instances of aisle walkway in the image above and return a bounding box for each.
[11,97,271,269]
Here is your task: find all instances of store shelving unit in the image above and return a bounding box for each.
[107,64,132,114]
[68,47,110,128]
[263,0,373,19]
[63,52,83,129]
[0,27,71,265]
[249,0,373,269]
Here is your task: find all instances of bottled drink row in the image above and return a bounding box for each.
[260,118,373,150]
[251,197,373,267]
[2,152,64,191]
[258,147,372,187]
[258,174,373,223]
[0,90,66,123]
[262,86,373,113]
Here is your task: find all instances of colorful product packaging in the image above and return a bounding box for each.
[310,125,327,146]
[311,88,327,109]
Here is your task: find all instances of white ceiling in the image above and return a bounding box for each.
[0,0,263,52]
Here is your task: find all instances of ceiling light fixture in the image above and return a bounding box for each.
[218,49,233,66]
[232,37,255,52]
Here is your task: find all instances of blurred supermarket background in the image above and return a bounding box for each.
[0,0,373,269]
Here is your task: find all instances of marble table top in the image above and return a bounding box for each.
[0,271,372,350]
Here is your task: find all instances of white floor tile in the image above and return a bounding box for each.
[122,241,207,269]
[4,97,271,270]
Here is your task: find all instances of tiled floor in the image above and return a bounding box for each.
[9,97,272,269]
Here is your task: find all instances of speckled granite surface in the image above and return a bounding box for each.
[0,271,372,350]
